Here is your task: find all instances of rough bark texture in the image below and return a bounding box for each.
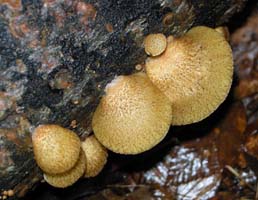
[0,0,246,198]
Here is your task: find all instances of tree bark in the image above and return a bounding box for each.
[0,0,246,198]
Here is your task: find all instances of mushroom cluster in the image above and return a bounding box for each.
[92,25,233,151]
[145,26,233,125]
[32,125,108,188]
[32,25,233,189]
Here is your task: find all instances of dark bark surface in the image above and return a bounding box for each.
[0,0,246,198]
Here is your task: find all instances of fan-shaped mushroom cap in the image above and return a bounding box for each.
[81,135,108,177]
[144,33,167,56]
[32,124,81,174]
[92,72,172,154]
[44,150,86,188]
[146,26,233,125]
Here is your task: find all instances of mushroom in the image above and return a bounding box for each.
[32,124,81,174]
[144,33,167,56]
[81,135,108,177]
[43,150,86,188]
[215,26,230,41]
[92,72,172,154]
[145,26,233,125]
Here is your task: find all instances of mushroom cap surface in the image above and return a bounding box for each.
[144,33,167,56]
[32,124,81,174]
[43,150,86,188]
[92,72,172,154]
[146,26,233,125]
[81,135,108,177]
[215,26,230,41]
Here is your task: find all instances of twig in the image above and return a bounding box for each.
[225,165,256,192]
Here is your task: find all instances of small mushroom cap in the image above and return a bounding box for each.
[144,33,167,56]
[92,72,172,154]
[146,26,233,125]
[81,135,108,177]
[43,150,86,188]
[32,124,81,174]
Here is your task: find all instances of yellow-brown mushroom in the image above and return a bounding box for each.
[43,150,86,188]
[215,26,230,41]
[146,26,233,125]
[144,33,167,56]
[92,72,172,154]
[32,124,81,174]
[81,135,108,177]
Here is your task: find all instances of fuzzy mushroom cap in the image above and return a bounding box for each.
[144,33,167,56]
[81,135,108,177]
[32,124,81,174]
[146,26,233,125]
[92,72,172,154]
[44,150,86,188]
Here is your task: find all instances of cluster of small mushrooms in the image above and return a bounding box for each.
[33,125,108,188]
[32,26,233,188]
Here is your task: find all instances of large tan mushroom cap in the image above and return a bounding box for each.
[81,135,108,177]
[32,124,81,174]
[92,72,172,154]
[146,26,233,125]
[44,150,86,188]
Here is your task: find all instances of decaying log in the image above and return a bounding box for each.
[0,0,246,198]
